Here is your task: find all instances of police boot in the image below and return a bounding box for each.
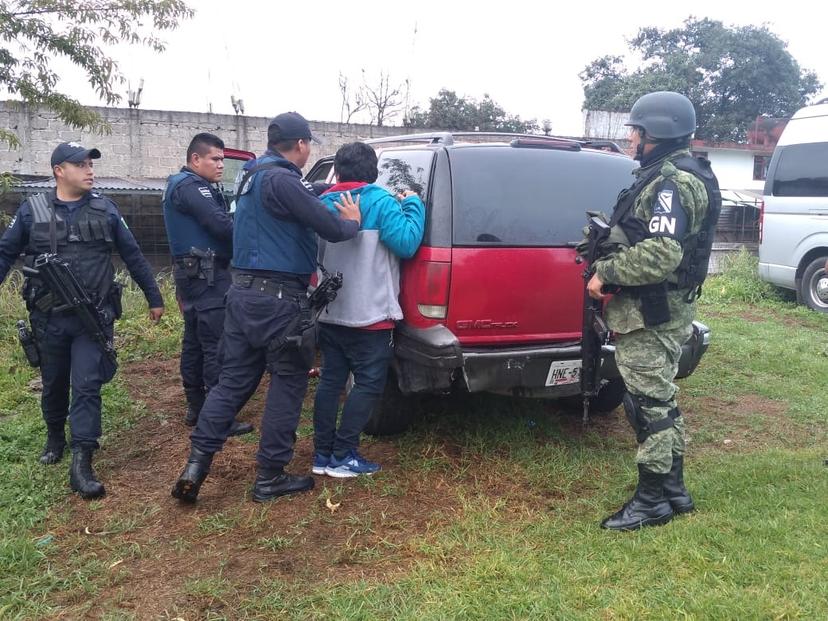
[40,425,67,465]
[663,455,694,514]
[601,465,674,531]
[251,469,314,503]
[184,388,205,426]
[171,447,213,503]
[228,420,255,437]
[69,447,106,499]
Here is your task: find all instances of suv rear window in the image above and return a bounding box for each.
[450,147,636,246]
[376,150,434,200]
[772,142,828,197]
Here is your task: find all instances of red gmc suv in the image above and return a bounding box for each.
[306,132,710,434]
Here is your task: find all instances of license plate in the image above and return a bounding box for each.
[545,360,582,387]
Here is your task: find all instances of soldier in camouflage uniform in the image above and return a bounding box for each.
[587,91,721,531]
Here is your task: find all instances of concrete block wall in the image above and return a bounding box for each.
[0,101,429,178]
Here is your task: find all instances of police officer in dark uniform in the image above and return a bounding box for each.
[0,142,164,499]
[163,133,253,437]
[172,112,361,503]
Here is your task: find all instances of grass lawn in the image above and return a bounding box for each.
[0,254,826,620]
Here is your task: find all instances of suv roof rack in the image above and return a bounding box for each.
[365,131,624,153]
[579,139,624,153]
[366,132,455,146]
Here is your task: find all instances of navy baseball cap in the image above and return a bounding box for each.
[50,142,101,168]
[268,112,322,144]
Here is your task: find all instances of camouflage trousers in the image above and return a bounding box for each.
[614,322,694,473]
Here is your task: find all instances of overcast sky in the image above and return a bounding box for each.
[46,0,828,137]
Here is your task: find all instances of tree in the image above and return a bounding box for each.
[407,89,538,133]
[362,70,402,127]
[338,71,367,125]
[580,17,822,142]
[0,0,193,148]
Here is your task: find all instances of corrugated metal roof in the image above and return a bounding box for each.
[11,177,166,194]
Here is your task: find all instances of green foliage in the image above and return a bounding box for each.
[703,247,785,305]
[2,258,828,618]
[0,271,179,618]
[407,89,538,133]
[0,0,193,146]
[581,17,822,142]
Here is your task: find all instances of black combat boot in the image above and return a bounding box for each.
[171,447,213,503]
[251,469,314,503]
[601,465,674,531]
[40,425,67,465]
[228,420,255,437]
[663,455,694,514]
[184,387,205,426]
[69,447,106,499]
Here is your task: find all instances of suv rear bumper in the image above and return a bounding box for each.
[393,321,711,398]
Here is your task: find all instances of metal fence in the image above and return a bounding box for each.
[716,190,761,244]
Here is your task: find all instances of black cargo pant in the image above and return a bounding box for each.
[31,308,116,449]
[190,281,311,474]
[175,266,231,413]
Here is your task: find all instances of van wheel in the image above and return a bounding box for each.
[363,370,420,436]
[799,257,828,312]
[560,377,626,415]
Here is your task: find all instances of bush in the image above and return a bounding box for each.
[703,248,788,305]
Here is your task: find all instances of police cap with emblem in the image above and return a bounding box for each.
[51,142,102,168]
[268,112,322,145]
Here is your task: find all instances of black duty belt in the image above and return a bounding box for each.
[232,272,306,299]
[173,256,230,269]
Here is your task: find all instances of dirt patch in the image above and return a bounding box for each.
[682,393,819,452]
[41,358,816,618]
[45,358,461,619]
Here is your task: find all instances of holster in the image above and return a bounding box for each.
[108,282,123,320]
[265,304,316,375]
[628,282,671,328]
[174,256,202,279]
[17,319,40,368]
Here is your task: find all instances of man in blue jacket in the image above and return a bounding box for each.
[172,112,362,503]
[312,142,425,477]
[163,133,252,436]
[0,142,164,498]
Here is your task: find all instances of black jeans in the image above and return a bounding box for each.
[190,284,309,473]
[313,323,393,458]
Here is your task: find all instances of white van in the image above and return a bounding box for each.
[759,101,828,310]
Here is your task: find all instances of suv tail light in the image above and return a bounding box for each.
[416,261,451,319]
[758,198,765,243]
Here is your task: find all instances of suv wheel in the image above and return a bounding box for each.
[560,377,626,415]
[798,256,828,312]
[363,370,420,436]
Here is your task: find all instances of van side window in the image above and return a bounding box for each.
[773,143,828,197]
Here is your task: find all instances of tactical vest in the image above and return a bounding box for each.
[610,154,722,296]
[162,170,232,258]
[232,154,318,274]
[24,191,115,303]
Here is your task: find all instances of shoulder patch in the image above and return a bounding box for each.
[120,217,129,230]
[8,215,16,228]
[300,178,315,193]
[655,189,673,215]
[647,179,687,240]
[198,186,213,199]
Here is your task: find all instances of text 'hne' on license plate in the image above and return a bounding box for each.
[545,360,582,386]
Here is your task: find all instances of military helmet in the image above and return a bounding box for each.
[625,91,696,140]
